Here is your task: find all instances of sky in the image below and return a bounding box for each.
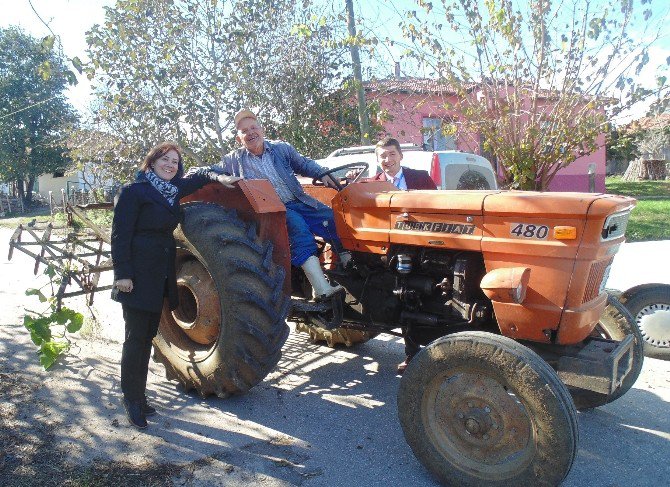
[1,0,114,114]
[1,0,668,125]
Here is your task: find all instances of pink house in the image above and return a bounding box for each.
[365,77,606,192]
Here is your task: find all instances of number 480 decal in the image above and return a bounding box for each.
[510,223,549,239]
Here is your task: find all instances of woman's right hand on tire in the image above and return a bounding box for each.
[114,279,133,293]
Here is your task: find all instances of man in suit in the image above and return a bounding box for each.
[369,137,437,374]
[369,136,437,190]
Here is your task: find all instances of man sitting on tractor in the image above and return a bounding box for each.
[367,137,437,374]
[203,109,349,300]
[369,137,436,190]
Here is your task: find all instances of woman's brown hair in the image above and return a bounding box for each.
[140,141,184,178]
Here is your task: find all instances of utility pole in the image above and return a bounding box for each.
[345,0,371,145]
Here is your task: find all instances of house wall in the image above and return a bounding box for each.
[547,133,606,193]
[36,173,82,199]
[370,90,606,193]
[373,92,473,150]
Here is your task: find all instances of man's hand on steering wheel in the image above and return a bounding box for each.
[320,174,340,189]
[312,162,370,191]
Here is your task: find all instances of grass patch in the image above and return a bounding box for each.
[606,176,670,242]
[0,206,52,228]
[0,206,113,231]
[606,176,670,198]
[624,199,670,242]
[55,208,114,230]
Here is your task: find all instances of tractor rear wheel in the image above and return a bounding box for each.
[569,294,644,410]
[153,203,290,397]
[398,331,578,487]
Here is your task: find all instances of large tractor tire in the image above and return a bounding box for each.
[153,203,290,397]
[398,331,578,487]
[569,293,644,410]
[623,287,670,360]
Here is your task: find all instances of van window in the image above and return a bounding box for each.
[457,169,492,190]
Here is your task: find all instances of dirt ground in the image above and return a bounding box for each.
[1,227,669,487]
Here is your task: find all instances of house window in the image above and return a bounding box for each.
[422,118,456,151]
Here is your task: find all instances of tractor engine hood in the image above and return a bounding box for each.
[332,183,632,255]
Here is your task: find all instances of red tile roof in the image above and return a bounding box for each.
[626,113,670,132]
[365,77,475,95]
[364,77,605,104]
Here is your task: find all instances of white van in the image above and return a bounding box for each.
[317,145,497,190]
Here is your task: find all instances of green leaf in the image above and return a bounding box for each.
[40,35,55,52]
[39,341,68,369]
[53,309,69,325]
[64,308,84,333]
[44,265,57,279]
[24,315,52,345]
[26,288,48,303]
[64,70,78,86]
[23,314,35,330]
[71,56,84,74]
[37,60,52,80]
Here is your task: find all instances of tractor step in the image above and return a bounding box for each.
[290,292,344,330]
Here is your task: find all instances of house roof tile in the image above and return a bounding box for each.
[365,77,476,95]
[625,113,670,132]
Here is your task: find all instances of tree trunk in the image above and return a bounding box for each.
[16,179,25,202]
[345,0,370,145]
[25,177,35,204]
[622,158,667,181]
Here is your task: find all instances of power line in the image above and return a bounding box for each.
[0,95,60,120]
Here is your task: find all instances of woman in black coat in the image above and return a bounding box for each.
[111,141,239,429]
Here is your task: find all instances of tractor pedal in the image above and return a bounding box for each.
[289,291,345,330]
[290,297,331,313]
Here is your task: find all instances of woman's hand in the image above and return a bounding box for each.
[114,279,134,293]
[217,174,243,188]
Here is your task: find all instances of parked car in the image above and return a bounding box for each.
[606,240,670,360]
[316,145,498,190]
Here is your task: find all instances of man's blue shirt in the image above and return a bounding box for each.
[212,140,325,208]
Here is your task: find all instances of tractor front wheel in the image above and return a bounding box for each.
[398,331,578,487]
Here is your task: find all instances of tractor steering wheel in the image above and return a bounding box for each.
[312,162,370,191]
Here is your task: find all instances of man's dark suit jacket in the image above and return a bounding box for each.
[370,167,437,190]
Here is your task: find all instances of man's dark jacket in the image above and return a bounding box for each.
[370,166,437,190]
[111,171,214,313]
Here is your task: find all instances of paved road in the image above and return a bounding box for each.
[1,227,668,486]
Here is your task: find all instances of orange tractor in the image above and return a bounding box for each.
[9,162,641,486]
